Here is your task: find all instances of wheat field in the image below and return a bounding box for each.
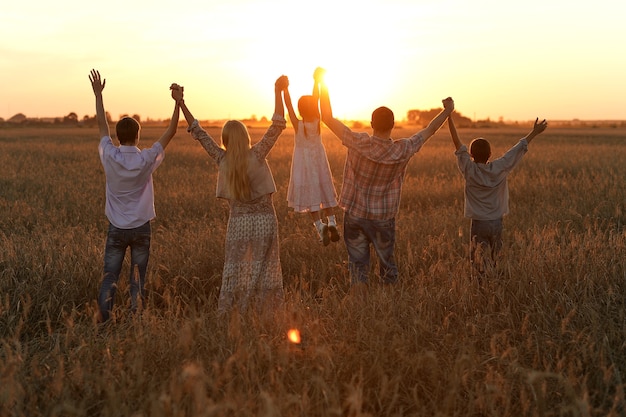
[0,123,624,417]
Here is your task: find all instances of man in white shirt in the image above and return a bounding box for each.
[89,69,182,322]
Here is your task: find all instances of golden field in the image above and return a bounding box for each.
[0,123,625,417]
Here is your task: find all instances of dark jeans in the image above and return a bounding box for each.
[343,213,398,285]
[99,221,151,322]
[470,218,503,274]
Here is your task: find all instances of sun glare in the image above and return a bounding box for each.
[178,1,434,123]
[249,58,400,123]
[322,68,398,122]
[222,6,405,123]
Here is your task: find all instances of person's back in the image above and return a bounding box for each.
[319,73,454,286]
[341,133,419,220]
[205,120,277,203]
[456,138,530,221]
[89,69,181,323]
[284,68,340,245]
[177,76,288,315]
[99,117,165,229]
[448,116,548,276]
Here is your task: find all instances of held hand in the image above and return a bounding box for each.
[442,97,454,112]
[275,75,289,91]
[313,67,326,82]
[533,117,548,135]
[170,83,184,103]
[89,69,105,95]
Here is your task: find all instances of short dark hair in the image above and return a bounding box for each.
[470,138,491,163]
[371,106,394,131]
[116,117,140,144]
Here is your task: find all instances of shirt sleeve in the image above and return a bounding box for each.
[339,126,364,149]
[252,114,287,160]
[406,132,426,155]
[490,139,528,173]
[98,135,113,161]
[145,141,165,172]
[455,144,471,177]
[188,119,225,163]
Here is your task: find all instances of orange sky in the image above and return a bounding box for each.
[1,0,625,122]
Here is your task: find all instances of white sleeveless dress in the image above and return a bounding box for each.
[287,119,338,212]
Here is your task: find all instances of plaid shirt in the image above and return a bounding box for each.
[338,126,426,220]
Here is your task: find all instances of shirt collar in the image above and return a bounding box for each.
[119,145,140,152]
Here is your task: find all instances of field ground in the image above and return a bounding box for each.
[0,124,625,416]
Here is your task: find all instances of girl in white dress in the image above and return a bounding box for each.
[284,68,339,246]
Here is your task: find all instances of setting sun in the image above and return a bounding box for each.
[1,0,624,122]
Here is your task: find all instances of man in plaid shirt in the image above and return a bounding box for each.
[319,76,454,287]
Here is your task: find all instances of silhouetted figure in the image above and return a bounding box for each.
[448,115,548,279]
[175,76,288,315]
[319,70,454,289]
[89,69,181,322]
[284,67,340,246]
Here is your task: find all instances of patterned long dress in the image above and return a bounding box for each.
[220,194,282,313]
[188,117,286,314]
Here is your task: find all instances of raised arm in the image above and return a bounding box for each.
[89,69,110,139]
[319,79,349,138]
[418,97,455,140]
[283,81,299,129]
[448,113,463,150]
[252,76,288,159]
[155,85,182,149]
[175,84,225,162]
[275,75,287,118]
[172,84,197,128]
[312,67,325,102]
[522,117,548,144]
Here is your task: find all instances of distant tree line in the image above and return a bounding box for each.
[407,108,473,128]
[0,112,147,127]
[2,110,625,129]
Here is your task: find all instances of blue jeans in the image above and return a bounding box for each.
[470,218,503,274]
[99,221,151,321]
[343,213,398,285]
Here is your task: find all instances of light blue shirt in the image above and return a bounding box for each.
[98,136,164,228]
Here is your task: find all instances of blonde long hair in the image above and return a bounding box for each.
[221,120,252,201]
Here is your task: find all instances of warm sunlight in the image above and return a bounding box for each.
[1,0,625,122]
[212,2,409,122]
[278,3,408,121]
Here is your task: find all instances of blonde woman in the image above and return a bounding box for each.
[174,76,288,314]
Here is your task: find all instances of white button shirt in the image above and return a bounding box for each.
[98,136,164,228]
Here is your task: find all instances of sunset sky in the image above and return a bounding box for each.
[1,0,624,123]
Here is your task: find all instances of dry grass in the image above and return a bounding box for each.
[0,124,625,416]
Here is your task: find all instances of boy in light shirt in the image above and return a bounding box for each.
[448,115,548,278]
[89,69,182,322]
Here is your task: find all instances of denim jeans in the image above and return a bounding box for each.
[343,213,398,285]
[470,218,503,274]
[99,221,151,321]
